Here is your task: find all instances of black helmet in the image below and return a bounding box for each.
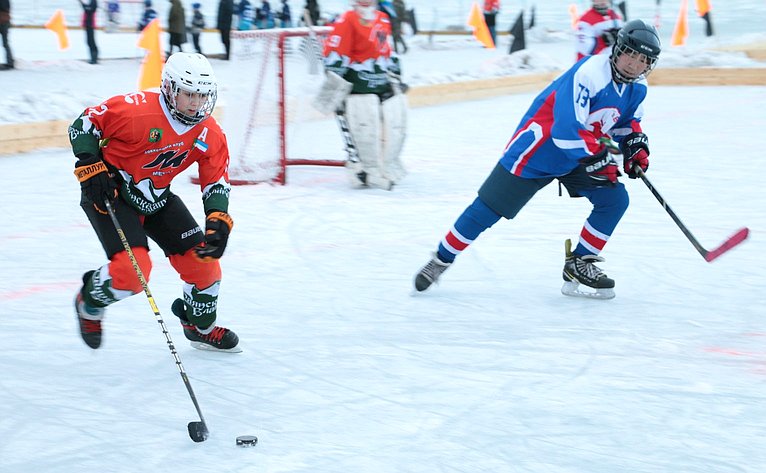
[610,19,661,83]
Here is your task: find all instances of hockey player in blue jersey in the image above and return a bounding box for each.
[414,19,661,299]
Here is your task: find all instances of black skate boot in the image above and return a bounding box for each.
[561,239,615,299]
[171,299,241,353]
[74,270,105,349]
[414,253,452,292]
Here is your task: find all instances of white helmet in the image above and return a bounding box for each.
[352,0,377,21]
[161,53,218,126]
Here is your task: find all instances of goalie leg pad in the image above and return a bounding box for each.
[345,94,391,189]
[381,93,408,183]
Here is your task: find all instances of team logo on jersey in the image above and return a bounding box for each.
[149,128,163,143]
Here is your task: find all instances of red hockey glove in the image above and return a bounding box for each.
[73,153,118,215]
[620,132,650,179]
[195,211,234,261]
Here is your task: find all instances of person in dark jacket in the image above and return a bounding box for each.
[137,0,158,31]
[0,0,14,69]
[190,2,205,54]
[217,0,234,59]
[79,0,99,64]
[168,0,187,54]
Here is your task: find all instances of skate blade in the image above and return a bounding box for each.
[561,281,615,300]
[190,341,244,353]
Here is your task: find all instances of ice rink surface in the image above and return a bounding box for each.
[1,84,765,472]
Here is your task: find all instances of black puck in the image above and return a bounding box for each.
[236,435,258,447]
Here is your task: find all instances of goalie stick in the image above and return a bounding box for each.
[104,200,210,443]
[302,9,361,167]
[599,137,750,262]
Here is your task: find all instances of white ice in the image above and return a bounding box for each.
[1,8,766,473]
[1,83,765,472]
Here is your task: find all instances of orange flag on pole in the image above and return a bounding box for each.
[467,2,495,49]
[671,0,689,46]
[695,0,711,16]
[45,9,69,51]
[136,18,165,90]
[568,4,579,30]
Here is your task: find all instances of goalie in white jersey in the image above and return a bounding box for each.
[314,0,407,190]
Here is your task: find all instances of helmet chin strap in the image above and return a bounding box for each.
[356,5,376,21]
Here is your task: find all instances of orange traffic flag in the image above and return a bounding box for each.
[467,2,495,49]
[568,4,579,30]
[671,0,689,46]
[45,9,69,51]
[695,0,711,16]
[137,18,165,90]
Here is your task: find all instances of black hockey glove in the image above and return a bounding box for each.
[195,211,234,261]
[73,153,118,215]
[601,28,619,47]
[619,132,650,179]
[558,148,620,197]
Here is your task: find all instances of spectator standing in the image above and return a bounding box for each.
[255,0,273,29]
[190,2,205,54]
[277,0,292,28]
[137,0,158,31]
[237,0,253,30]
[217,0,234,59]
[483,0,500,47]
[576,0,623,61]
[304,0,320,25]
[79,0,99,64]
[0,0,14,70]
[105,1,120,33]
[168,0,187,54]
[392,0,408,53]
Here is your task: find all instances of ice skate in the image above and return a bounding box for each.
[561,239,616,300]
[414,253,452,292]
[171,299,242,353]
[74,270,105,349]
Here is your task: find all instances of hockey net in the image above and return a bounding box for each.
[217,27,346,185]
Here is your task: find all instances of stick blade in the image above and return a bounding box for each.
[188,421,209,442]
[704,227,750,262]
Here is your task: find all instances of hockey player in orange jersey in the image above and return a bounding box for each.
[315,0,407,190]
[69,52,240,352]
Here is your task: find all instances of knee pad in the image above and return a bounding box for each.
[109,248,152,293]
[169,249,221,289]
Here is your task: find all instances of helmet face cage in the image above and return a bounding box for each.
[161,53,218,126]
[610,20,661,84]
[593,0,611,15]
[352,0,377,21]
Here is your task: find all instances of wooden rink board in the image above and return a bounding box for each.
[1,67,765,156]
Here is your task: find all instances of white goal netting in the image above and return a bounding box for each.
[219,27,346,185]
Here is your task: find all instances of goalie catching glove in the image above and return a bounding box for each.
[619,132,650,178]
[73,153,119,215]
[195,211,234,261]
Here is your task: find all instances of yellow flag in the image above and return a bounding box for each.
[467,2,495,49]
[137,19,165,90]
[44,9,69,51]
[671,0,689,46]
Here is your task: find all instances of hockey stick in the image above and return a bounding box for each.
[103,200,210,442]
[599,137,750,262]
[632,167,749,262]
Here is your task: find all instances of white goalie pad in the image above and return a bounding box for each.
[345,94,389,188]
[312,71,353,115]
[381,93,408,183]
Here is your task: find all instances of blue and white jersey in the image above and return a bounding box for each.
[499,54,648,179]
